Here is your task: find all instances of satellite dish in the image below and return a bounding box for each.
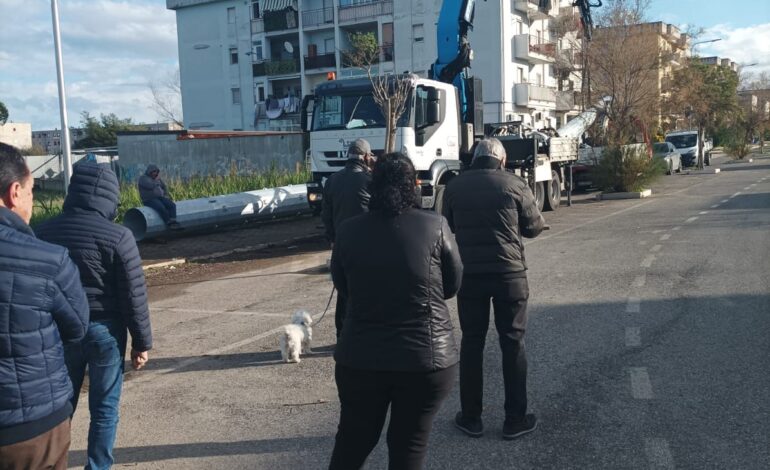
[284,41,294,54]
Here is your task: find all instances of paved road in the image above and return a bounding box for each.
[68,155,770,469]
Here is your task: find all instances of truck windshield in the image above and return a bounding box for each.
[312,94,410,131]
[666,134,697,149]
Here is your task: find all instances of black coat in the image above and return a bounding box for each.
[331,208,463,372]
[321,158,371,242]
[36,163,153,352]
[0,208,88,443]
[442,156,545,274]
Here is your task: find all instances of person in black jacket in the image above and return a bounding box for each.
[321,138,374,337]
[329,153,463,470]
[36,162,153,470]
[0,143,89,469]
[442,138,545,440]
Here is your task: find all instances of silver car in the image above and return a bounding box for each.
[653,142,682,174]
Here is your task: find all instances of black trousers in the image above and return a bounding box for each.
[329,363,457,470]
[457,274,529,420]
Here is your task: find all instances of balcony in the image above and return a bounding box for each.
[251,18,264,34]
[514,34,556,63]
[514,0,551,18]
[555,90,575,111]
[264,9,299,33]
[252,61,266,76]
[305,52,336,70]
[515,83,556,108]
[302,7,334,27]
[264,58,301,76]
[338,0,393,23]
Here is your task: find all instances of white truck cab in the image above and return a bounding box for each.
[665,130,712,167]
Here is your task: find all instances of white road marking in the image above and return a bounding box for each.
[632,274,647,288]
[154,307,289,318]
[641,255,656,268]
[710,204,719,209]
[699,211,709,215]
[652,230,663,234]
[639,241,648,246]
[626,297,641,313]
[743,186,751,190]
[645,438,675,469]
[672,226,681,231]
[625,327,641,347]
[720,199,729,203]
[749,184,757,188]
[629,367,654,399]
[660,234,671,241]
[731,192,741,198]
[650,244,663,253]
[685,216,698,224]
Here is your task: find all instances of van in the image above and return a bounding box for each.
[665,130,712,167]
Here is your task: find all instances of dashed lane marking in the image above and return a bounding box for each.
[629,367,654,399]
[632,274,647,288]
[626,297,641,313]
[625,327,641,347]
[641,255,656,268]
[731,192,741,198]
[720,199,729,203]
[660,234,671,241]
[672,226,681,231]
[645,438,675,469]
[650,244,663,253]
[699,211,709,215]
[710,204,719,209]
[685,216,698,224]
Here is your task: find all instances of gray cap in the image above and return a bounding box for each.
[347,138,372,158]
[473,138,507,161]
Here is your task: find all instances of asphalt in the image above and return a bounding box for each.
[66,153,770,469]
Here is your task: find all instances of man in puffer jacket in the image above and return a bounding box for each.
[36,162,153,470]
[137,164,179,228]
[0,143,89,469]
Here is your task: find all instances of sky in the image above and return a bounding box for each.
[0,0,768,131]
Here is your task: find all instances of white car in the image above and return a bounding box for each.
[653,142,682,174]
[665,130,712,167]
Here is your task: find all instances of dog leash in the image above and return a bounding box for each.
[313,286,336,326]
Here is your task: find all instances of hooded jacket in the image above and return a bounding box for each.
[321,158,371,242]
[36,163,153,352]
[137,164,168,204]
[442,156,546,274]
[331,208,463,372]
[0,207,88,445]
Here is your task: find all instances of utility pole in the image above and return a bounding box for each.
[51,0,72,194]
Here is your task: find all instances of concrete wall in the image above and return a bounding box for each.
[0,123,32,149]
[116,131,305,182]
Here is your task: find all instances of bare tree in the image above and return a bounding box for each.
[345,32,412,153]
[148,69,184,128]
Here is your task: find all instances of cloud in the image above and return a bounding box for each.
[0,0,178,130]
[699,22,770,73]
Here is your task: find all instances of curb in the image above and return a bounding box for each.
[597,189,652,200]
[143,259,187,271]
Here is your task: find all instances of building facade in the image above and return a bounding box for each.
[168,0,582,132]
[31,128,86,154]
[0,123,32,150]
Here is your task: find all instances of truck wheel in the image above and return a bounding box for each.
[534,181,545,212]
[433,185,445,214]
[543,171,561,212]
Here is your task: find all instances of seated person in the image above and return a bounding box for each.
[137,164,180,228]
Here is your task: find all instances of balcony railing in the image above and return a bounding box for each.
[514,0,551,17]
[515,83,557,108]
[338,0,393,22]
[264,9,299,32]
[251,18,264,34]
[264,58,301,76]
[302,7,334,27]
[304,53,336,70]
[555,90,575,111]
[253,62,266,77]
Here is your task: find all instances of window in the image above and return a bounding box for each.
[324,38,335,55]
[227,7,236,24]
[255,84,265,102]
[230,47,239,64]
[518,68,525,83]
[251,0,260,19]
[232,87,242,105]
[413,24,424,43]
[252,40,263,61]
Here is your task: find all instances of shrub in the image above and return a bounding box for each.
[591,146,665,193]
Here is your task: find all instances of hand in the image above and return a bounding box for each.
[131,349,149,370]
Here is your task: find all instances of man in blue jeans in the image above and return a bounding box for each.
[37,162,153,469]
[137,164,180,228]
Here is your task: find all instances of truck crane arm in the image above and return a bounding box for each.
[573,0,602,41]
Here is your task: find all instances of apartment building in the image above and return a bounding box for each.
[699,56,739,72]
[168,0,582,131]
[0,123,32,150]
[31,128,86,154]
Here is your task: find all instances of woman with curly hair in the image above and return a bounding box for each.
[329,152,463,470]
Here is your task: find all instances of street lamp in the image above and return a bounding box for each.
[50,0,72,194]
[690,38,722,56]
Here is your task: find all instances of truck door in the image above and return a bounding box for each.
[413,85,446,167]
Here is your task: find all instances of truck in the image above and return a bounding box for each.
[303,0,601,213]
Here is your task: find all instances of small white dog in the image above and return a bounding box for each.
[279,310,313,363]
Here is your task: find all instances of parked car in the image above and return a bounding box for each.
[652,142,682,174]
[665,130,712,167]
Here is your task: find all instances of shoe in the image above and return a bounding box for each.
[167,220,183,230]
[454,411,483,438]
[502,414,537,440]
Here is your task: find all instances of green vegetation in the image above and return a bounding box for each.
[30,166,310,228]
[592,146,666,193]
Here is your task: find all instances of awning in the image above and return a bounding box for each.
[263,0,296,12]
